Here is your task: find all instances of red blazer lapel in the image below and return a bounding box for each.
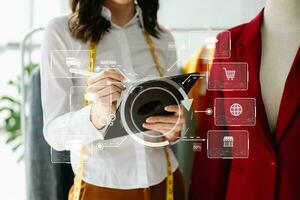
[236,10,277,154]
[275,47,300,143]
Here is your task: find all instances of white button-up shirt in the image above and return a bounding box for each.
[41,7,180,189]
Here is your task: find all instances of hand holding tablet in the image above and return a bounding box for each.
[143,104,186,142]
[103,72,200,142]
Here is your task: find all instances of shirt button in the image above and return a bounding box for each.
[268,159,277,168]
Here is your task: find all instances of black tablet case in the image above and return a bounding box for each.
[103,73,199,140]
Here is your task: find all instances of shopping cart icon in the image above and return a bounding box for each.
[223,67,236,80]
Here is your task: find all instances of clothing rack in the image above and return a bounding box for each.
[20,27,45,136]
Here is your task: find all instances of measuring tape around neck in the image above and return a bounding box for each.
[72,31,174,200]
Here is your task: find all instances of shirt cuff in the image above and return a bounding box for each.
[70,104,106,145]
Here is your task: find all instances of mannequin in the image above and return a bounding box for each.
[189,2,300,199]
[260,0,300,133]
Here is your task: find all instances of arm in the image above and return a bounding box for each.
[143,30,186,142]
[40,18,104,151]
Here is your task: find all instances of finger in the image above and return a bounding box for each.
[88,69,124,84]
[87,69,124,85]
[142,124,181,141]
[98,91,121,103]
[88,78,125,90]
[97,86,122,97]
[146,115,185,124]
[142,124,165,134]
[106,92,121,103]
[154,128,179,135]
[165,105,182,116]
[163,131,181,141]
[142,122,175,131]
[87,85,122,97]
[86,85,106,93]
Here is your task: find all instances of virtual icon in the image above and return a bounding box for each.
[97,143,104,150]
[207,130,249,159]
[214,98,256,126]
[223,67,236,80]
[230,103,243,117]
[208,62,248,91]
[223,136,234,147]
[206,108,213,115]
[66,57,81,68]
[188,31,231,59]
[51,50,91,78]
[204,36,218,49]
[193,143,202,152]
[107,114,116,126]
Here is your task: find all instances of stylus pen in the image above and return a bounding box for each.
[69,68,131,84]
[69,68,97,76]
[70,67,129,104]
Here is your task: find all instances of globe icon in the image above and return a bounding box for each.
[230,103,243,116]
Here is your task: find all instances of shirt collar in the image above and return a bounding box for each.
[102,5,144,29]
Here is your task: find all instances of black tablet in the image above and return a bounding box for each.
[103,72,200,140]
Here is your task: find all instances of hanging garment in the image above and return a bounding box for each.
[188,10,300,200]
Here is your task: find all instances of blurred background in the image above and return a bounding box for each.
[0,0,265,199]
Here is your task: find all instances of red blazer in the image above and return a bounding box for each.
[189,10,300,200]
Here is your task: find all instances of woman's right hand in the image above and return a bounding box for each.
[86,69,126,129]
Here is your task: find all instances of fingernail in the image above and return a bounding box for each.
[146,118,151,123]
[164,106,170,111]
[142,123,147,127]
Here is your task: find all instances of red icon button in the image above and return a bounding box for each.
[214,98,256,126]
[207,130,249,159]
[208,62,248,91]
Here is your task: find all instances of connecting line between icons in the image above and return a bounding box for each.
[178,128,206,141]
[194,110,207,113]
[182,73,206,85]
[97,137,128,150]
[194,108,213,115]
[180,138,206,142]
[167,60,179,72]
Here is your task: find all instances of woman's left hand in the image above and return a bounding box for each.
[142,105,186,142]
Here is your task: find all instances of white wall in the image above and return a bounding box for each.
[159,0,266,29]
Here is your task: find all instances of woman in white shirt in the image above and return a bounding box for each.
[41,0,186,199]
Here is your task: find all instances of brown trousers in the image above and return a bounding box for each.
[68,169,185,200]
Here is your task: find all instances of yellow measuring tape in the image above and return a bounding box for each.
[72,31,173,200]
[144,31,174,200]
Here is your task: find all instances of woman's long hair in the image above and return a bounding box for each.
[69,0,161,43]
